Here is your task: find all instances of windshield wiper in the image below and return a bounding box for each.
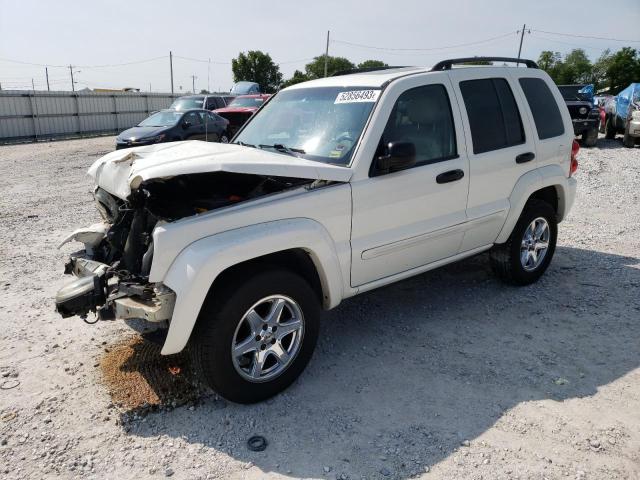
[258,144,305,156]
[237,141,256,148]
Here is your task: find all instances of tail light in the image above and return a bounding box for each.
[569,140,579,177]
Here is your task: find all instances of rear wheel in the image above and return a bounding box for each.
[623,125,635,148]
[190,269,320,403]
[490,199,557,285]
[605,116,616,139]
[582,128,598,147]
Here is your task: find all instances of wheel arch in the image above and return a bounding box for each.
[159,218,345,355]
[495,165,576,244]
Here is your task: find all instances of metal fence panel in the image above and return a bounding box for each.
[0,90,180,142]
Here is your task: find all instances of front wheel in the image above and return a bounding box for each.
[190,269,320,403]
[490,199,558,285]
[219,132,230,143]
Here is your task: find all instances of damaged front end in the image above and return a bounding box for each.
[55,170,313,324]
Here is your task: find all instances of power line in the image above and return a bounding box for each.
[529,33,607,51]
[331,31,517,52]
[531,29,640,43]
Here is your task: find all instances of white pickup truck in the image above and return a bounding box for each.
[56,57,578,403]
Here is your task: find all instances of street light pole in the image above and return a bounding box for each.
[324,30,330,77]
[169,51,174,94]
[69,65,75,92]
[517,24,527,65]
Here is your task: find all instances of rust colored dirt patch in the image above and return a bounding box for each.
[100,335,202,410]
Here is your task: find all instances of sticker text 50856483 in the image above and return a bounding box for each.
[334,90,381,104]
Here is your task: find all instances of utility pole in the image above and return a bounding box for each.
[324,30,330,77]
[169,51,174,94]
[45,67,50,91]
[208,58,211,93]
[516,24,527,65]
[69,65,75,92]
[191,75,197,94]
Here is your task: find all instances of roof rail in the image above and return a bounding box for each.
[331,66,411,77]
[431,57,538,71]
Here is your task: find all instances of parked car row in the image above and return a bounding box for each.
[557,82,639,148]
[114,80,271,149]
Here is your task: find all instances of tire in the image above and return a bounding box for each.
[582,128,598,147]
[219,132,230,143]
[605,116,616,139]
[622,125,635,148]
[190,269,320,403]
[490,199,557,286]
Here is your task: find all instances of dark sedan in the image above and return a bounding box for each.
[116,109,230,149]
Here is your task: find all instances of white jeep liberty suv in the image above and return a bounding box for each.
[56,57,578,403]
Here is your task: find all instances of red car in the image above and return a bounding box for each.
[214,94,271,137]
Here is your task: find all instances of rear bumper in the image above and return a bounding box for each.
[628,119,640,137]
[572,118,598,135]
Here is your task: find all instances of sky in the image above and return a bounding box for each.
[1,0,639,93]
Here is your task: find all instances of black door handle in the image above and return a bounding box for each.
[436,169,465,184]
[516,152,535,163]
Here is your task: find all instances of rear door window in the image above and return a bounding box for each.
[459,78,525,154]
[519,78,565,139]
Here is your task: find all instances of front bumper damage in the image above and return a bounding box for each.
[56,251,175,323]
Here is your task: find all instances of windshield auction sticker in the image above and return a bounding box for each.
[334,90,381,104]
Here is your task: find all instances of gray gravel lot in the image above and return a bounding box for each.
[0,136,639,480]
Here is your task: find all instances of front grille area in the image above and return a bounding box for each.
[567,104,589,119]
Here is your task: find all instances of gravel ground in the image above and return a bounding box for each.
[0,136,639,480]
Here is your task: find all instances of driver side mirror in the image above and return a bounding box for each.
[375,142,416,174]
[182,120,192,129]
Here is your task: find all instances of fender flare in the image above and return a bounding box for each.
[159,218,344,355]
[495,164,573,244]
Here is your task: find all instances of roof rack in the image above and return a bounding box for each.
[431,57,538,71]
[331,66,411,77]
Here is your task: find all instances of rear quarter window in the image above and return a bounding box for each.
[519,78,565,140]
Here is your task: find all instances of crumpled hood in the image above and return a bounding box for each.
[88,141,352,200]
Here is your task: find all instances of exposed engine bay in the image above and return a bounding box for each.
[55,171,314,321]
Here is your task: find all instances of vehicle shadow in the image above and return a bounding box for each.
[118,246,640,479]
[595,136,635,149]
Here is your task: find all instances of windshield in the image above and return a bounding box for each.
[231,82,259,94]
[558,86,591,102]
[233,87,380,165]
[138,111,182,127]
[228,97,265,108]
[170,97,204,111]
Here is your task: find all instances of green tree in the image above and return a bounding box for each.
[591,49,613,91]
[304,55,355,78]
[558,49,592,84]
[280,70,309,89]
[199,89,209,94]
[537,51,564,83]
[606,47,640,93]
[231,50,283,93]
[357,59,388,69]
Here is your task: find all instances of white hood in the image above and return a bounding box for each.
[88,141,353,200]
